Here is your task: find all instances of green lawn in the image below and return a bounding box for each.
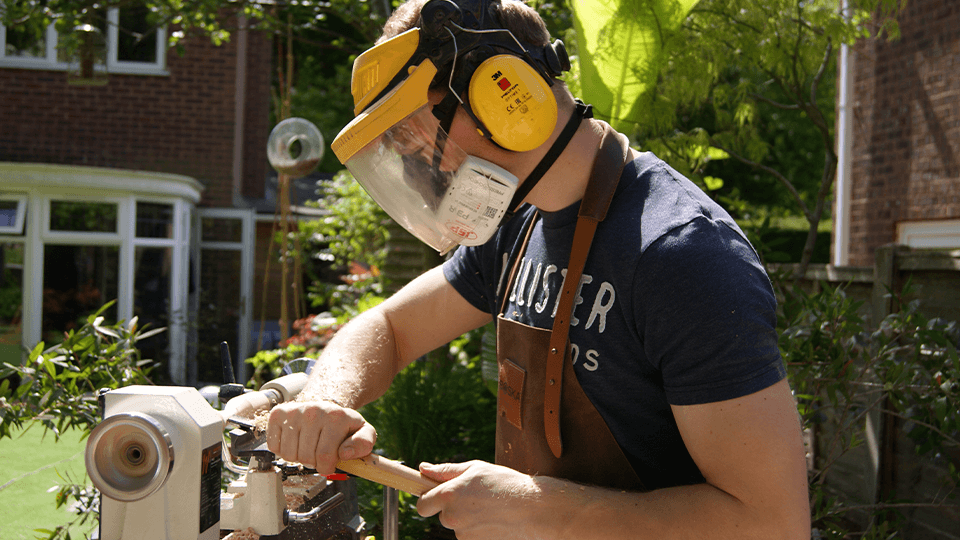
[0,427,93,540]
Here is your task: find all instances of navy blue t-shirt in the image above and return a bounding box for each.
[442,151,785,489]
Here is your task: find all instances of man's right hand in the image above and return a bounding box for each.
[266,401,378,475]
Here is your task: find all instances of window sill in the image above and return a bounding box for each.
[0,58,169,77]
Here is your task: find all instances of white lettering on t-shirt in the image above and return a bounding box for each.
[503,256,616,340]
[582,349,600,371]
[535,265,557,313]
[585,282,615,333]
[570,274,592,327]
[527,262,543,307]
[515,259,532,306]
[570,342,601,372]
[551,268,568,318]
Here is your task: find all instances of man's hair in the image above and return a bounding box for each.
[378,0,551,47]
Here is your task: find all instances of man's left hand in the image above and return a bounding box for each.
[417,460,547,540]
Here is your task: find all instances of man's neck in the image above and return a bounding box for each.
[515,117,608,212]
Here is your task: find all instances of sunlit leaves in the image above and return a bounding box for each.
[0,301,158,441]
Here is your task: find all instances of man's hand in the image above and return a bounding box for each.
[417,461,547,540]
[266,401,377,475]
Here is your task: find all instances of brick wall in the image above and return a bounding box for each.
[242,29,273,201]
[846,0,960,266]
[0,26,272,208]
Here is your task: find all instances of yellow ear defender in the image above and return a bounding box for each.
[336,0,571,157]
[468,54,559,152]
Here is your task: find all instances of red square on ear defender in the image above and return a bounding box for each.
[498,78,511,90]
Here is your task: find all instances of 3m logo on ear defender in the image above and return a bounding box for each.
[491,70,512,91]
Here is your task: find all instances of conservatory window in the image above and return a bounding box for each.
[0,194,27,234]
[0,2,166,75]
[49,200,118,233]
[41,244,120,343]
[0,242,24,366]
[137,202,174,238]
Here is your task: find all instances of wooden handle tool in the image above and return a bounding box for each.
[337,454,439,496]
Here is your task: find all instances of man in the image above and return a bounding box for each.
[267,0,810,537]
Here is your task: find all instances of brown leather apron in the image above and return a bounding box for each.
[494,127,645,491]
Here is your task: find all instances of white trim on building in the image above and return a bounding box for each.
[0,162,221,384]
[897,219,960,249]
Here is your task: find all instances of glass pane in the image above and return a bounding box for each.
[0,243,24,366]
[0,199,23,230]
[134,247,171,368]
[136,202,173,238]
[50,201,118,233]
[5,22,46,58]
[201,217,243,243]
[117,3,157,63]
[42,245,119,343]
[197,249,241,383]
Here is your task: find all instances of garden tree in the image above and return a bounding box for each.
[570,0,904,274]
[0,0,387,44]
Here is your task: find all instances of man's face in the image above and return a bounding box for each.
[426,90,496,166]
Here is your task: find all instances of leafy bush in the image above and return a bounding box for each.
[778,280,960,537]
[0,274,21,321]
[0,302,161,539]
[303,170,390,313]
[355,326,496,540]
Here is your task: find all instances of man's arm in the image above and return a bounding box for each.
[266,265,492,474]
[417,378,810,540]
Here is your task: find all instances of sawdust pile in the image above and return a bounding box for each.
[285,493,306,509]
[224,528,258,540]
[253,408,270,433]
[224,476,325,540]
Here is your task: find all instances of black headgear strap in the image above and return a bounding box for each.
[500,99,592,224]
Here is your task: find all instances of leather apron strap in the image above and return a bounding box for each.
[543,126,628,457]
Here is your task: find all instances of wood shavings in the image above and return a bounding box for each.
[225,527,259,540]
[253,409,269,433]
[285,493,306,509]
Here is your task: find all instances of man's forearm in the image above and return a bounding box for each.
[529,477,807,540]
[296,308,401,409]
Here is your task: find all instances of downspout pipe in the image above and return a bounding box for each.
[232,14,248,207]
[833,0,854,266]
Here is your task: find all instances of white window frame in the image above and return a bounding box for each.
[0,7,167,75]
[897,219,960,249]
[105,7,167,75]
[44,196,125,241]
[198,208,255,383]
[0,193,28,234]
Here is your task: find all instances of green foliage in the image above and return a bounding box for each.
[314,171,390,273]
[246,343,308,390]
[0,271,21,321]
[570,0,699,130]
[356,327,497,540]
[0,301,160,540]
[631,0,907,270]
[776,278,960,537]
[305,171,390,314]
[0,302,159,440]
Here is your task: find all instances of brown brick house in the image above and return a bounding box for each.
[0,9,277,385]
[833,0,960,266]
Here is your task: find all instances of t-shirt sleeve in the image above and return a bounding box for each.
[442,244,495,314]
[635,216,785,406]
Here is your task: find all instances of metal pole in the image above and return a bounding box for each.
[382,486,399,540]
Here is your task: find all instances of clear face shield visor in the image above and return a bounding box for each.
[342,106,519,254]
